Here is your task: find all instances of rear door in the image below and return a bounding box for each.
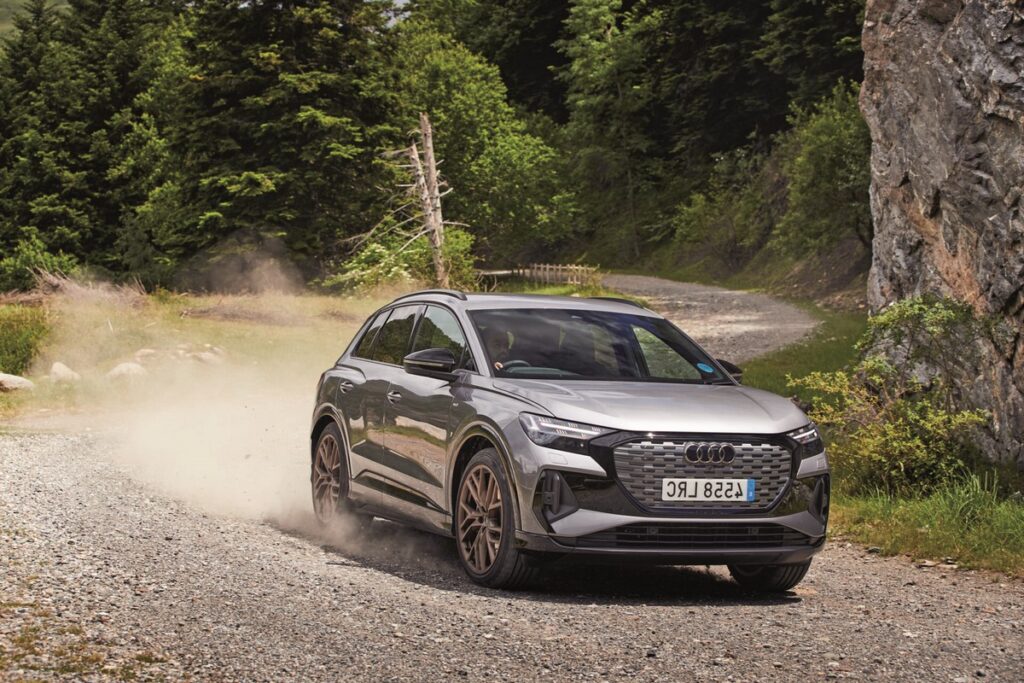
[357,305,423,504]
[380,305,472,530]
[334,309,392,507]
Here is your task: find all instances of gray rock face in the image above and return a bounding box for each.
[860,0,1024,465]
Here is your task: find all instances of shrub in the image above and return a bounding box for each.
[0,232,78,291]
[773,80,872,251]
[320,226,477,292]
[790,296,989,496]
[0,305,50,375]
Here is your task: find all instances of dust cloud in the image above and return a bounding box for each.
[17,275,402,543]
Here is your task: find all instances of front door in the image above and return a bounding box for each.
[381,305,472,531]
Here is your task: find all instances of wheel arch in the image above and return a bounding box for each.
[449,423,521,535]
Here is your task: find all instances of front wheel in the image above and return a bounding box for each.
[455,449,540,589]
[728,561,811,592]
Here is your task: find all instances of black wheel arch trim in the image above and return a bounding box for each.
[447,420,523,533]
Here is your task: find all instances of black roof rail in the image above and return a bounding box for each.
[588,296,646,309]
[392,288,468,302]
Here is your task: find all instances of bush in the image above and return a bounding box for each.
[773,80,872,251]
[0,232,78,291]
[790,296,989,496]
[672,145,784,267]
[0,305,49,375]
[320,226,477,292]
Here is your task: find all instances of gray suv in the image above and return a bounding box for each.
[311,290,829,591]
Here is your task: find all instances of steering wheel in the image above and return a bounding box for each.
[498,359,531,370]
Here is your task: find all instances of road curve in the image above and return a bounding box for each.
[603,274,818,363]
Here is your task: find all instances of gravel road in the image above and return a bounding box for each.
[3,279,1023,682]
[3,433,1023,682]
[603,274,818,363]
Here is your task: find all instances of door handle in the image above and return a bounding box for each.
[386,390,402,404]
[339,380,355,394]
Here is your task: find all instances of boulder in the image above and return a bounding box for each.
[861,0,1024,466]
[106,362,148,380]
[0,373,34,392]
[49,362,81,384]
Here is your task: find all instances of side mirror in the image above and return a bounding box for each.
[717,358,743,384]
[403,347,458,379]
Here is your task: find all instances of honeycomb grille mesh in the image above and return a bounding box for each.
[613,440,792,511]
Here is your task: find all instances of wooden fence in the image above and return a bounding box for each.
[480,263,600,287]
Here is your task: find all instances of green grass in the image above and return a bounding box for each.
[741,303,867,399]
[833,477,1024,576]
[0,305,50,375]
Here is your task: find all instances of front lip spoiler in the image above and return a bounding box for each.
[514,530,825,565]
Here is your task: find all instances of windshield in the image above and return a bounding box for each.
[469,308,728,383]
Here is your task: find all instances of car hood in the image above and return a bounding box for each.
[492,379,808,435]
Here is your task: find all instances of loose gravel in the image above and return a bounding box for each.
[603,274,818,363]
[3,432,1023,682]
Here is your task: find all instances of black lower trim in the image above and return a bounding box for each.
[513,530,824,565]
[570,522,812,550]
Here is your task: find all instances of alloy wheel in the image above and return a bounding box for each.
[457,463,503,573]
[312,433,342,524]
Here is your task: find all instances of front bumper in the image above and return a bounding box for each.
[505,426,830,564]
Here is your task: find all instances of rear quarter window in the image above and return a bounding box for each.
[352,310,389,359]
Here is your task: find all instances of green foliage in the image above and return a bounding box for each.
[757,0,864,107]
[423,0,571,120]
[321,226,476,293]
[0,230,77,290]
[0,304,49,375]
[672,145,785,266]
[393,22,575,264]
[790,297,990,496]
[161,0,398,269]
[556,0,665,259]
[774,81,872,250]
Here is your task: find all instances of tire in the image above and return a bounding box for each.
[311,422,370,530]
[455,448,540,589]
[728,560,811,592]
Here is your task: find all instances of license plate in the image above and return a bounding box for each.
[661,478,756,502]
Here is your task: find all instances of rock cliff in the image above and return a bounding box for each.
[860,0,1024,465]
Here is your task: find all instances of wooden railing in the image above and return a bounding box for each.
[484,263,600,286]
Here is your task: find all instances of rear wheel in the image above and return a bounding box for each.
[312,422,369,529]
[728,561,811,592]
[455,449,540,589]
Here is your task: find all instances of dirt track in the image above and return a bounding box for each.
[602,274,818,363]
[2,279,1023,681]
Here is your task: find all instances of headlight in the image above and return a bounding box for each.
[787,423,825,459]
[519,413,612,454]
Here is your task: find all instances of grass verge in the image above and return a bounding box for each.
[832,478,1024,577]
[740,303,867,400]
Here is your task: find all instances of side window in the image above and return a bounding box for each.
[352,310,389,359]
[633,326,701,380]
[371,306,420,365]
[412,306,469,366]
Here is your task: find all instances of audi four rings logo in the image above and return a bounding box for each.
[683,442,736,463]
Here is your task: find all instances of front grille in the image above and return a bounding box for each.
[613,439,792,512]
[575,523,811,549]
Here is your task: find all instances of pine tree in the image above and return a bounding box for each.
[163,0,398,273]
[0,0,90,258]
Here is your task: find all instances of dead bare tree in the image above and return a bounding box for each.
[347,112,452,288]
[409,113,449,288]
